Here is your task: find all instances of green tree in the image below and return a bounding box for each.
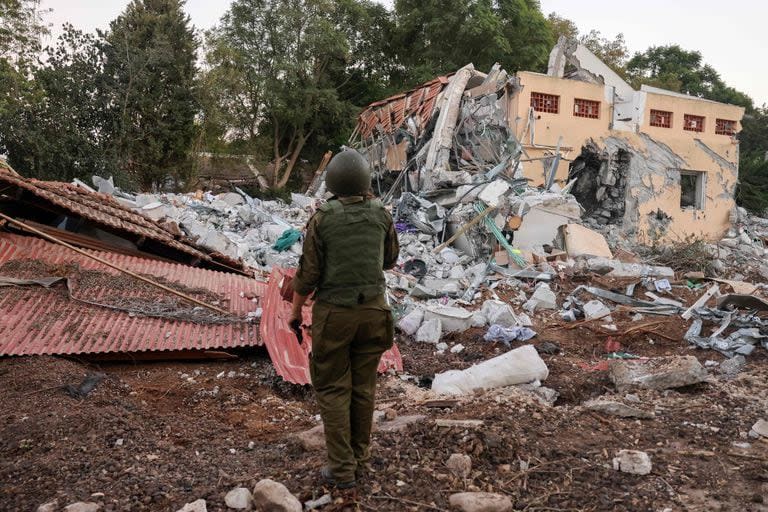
[0,0,49,64]
[3,25,114,181]
[393,0,553,84]
[102,0,198,190]
[546,13,627,75]
[626,45,753,110]
[737,106,768,214]
[202,0,371,190]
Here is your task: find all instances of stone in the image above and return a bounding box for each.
[584,399,654,419]
[436,342,449,352]
[416,318,442,344]
[304,494,332,510]
[609,356,709,393]
[446,453,472,478]
[252,479,302,512]
[751,419,768,438]
[397,308,424,336]
[448,492,514,512]
[37,501,58,512]
[451,343,465,354]
[478,179,511,207]
[471,311,488,328]
[612,450,652,475]
[377,415,426,433]
[64,503,101,512]
[583,300,611,321]
[718,355,746,376]
[293,424,325,451]
[176,499,207,512]
[225,487,253,510]
[199,230,238,259]
[523,283,557,312]
[423,305,473,333]
[481,300,518,328]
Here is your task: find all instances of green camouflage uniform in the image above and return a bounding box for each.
[293,196,399,483]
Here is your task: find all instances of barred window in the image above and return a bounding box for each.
[650,109,672,128]
[574,98,600,119]
[684,114,705,133]
[715,118,736,136]
[530,92,559,114]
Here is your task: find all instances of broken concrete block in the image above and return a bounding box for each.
[416,318,442,344]
[523,283,558,312]
[584,399,654,419]
[432,344,548,396]
[377,414,426,433]
[612,450,652,475]
[586,258,674,278]
[199,230,238,259]
[451,343,465,354]
[478,179,511,207]
[449,492,513,512]
[397,308,424,336]
[481,300,518,328]
[751,419,768,438]
[37,501,58,512]
[217,192,245,207]
[718,355,746,377]
[563,224,613,259]
[446,453,472,479]
[252,479,301,512]
[224,487,253,510]
[471,311,488,328]
[609,356,708,393]
[63,504,101,512]
[583,300,611,321]
[423,305,472,333]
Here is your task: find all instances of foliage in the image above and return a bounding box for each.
[393,0,553,84]
[0,0,49,64]
[102,0,198,190]
[643,235,717,275]
[737,107,768,214]
[545,13,627,75]
[626,45,753,110]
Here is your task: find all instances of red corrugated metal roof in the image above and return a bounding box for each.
[0,233,264,356]
[0,165,245,273]
[260,267,402,385]
[355,76,450,140]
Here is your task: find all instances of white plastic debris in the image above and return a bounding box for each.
[423,305,473,333]
[432,344,549,396]
[416,318,442,344]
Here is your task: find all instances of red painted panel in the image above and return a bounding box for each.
[260,267,402,385]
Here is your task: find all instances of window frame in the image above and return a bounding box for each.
[715,118,737,136]
[679,170,706,210]
[573,98,600,119]
[683,114,706,133]
[530,92,560,114]
[649,109,673,128]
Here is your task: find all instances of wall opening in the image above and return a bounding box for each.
[530,92,560,114]
[568,144,631,227]
[679,170,705,209]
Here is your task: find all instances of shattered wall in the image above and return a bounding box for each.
[509,70,745,243]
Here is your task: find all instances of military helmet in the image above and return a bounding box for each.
[325,149,371,197]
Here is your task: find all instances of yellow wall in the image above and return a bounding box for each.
[508,72,745,242]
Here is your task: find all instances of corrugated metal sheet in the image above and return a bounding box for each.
[0,166,245,272]
[260,267,402,385]
[356,76,450,140]
[0,233,265,356]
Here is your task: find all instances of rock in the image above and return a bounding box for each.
[471,311,488,328]
[478,179,511,207]
[225,487,253,510]
[718,355,746,376]
[377,415,426,433]
[293,424,325,451]
[451,343,465,354]
[423,305,473,333]
[199,230,238,259]
[448,492,514,512]
[583,300,611,321]
[37,501,58,512]
[436,342,449,352]
[416,318,442,344]
[446,453,472,478]
[176,499,207,512]
[584,399,654,419]
[612,450,652,475]
[523,283,557,312]
[535,341,559,355]
[751,419,768,438]
[252,479,302,512]
[397,308,424,336]
[481,300,518,328]
[64,503,101,512]
[609,356,709,392]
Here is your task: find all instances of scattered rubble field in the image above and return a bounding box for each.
[3,306,768,511]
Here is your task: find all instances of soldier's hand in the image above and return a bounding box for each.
[289,317,303,345]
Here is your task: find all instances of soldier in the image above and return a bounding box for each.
[290,149,399,489]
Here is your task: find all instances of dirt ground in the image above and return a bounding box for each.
[2,281,768,511]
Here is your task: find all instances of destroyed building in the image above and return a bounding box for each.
[347,38,746,245]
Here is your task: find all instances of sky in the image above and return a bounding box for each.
[39,0,768,106]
